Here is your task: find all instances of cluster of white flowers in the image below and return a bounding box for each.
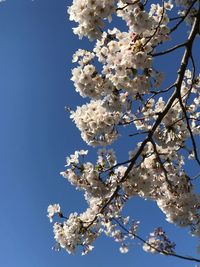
[69,1,173,145]
[70,100,121,146]
[117,1,172,38]
[94,28,154,94]
[61,151,107,196]
[51,134,200,253]
[65,149,88,166]
[68,0,115,40]
[49,0,200,258]
[50,149,139,253]
[47,204,61,223]
[132,72,200,149]
[97,148,117,167]
[120,141,200,232]
[143,228,175,254]
[53,213,98,254]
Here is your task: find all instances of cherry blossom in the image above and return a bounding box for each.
[49,0,200,262]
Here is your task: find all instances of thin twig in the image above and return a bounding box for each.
[114,218,200,263]
[116,0,140,11]
[129,131,148,137]
[170,15,185,21]
[178,96,200,166]
[170,0,198,33]
[145,83,175,108]
[191,172,200,180]
[152,42,186,57]
[143,0,165,48]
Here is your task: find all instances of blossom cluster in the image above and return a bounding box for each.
[70,100,121,146]
[49,128,200,253]
[143,228,176,253]
[132,70,200,147]
[55,73,200,252]
[68,0,115,40]
[48,0,200,258]
[49,149,139,254]
[70,0,173,145]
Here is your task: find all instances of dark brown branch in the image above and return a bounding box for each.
[145,83,175,108]
[178,96,200,166]
[152,42,186,57]
[170,0,198,33]
[190,53,196,79]
[129,131,148,137]
[116,0,140,11]
[150,83,175,94]
[143,0,165,48]
[170,15,185,21]
[114,218,200,263]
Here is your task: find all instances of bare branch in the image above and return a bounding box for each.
[170,15,185,21]
[152,42,186,57]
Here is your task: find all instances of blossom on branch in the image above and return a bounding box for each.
[48,0,200,262]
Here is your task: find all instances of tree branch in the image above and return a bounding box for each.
[152,42,186,57]
[178,96,200,166]
[170,0,198,33]
[114,218,200,263]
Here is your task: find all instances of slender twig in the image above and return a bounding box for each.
[152,42,186,57]
[145,83,175,108]
[178,96,200,166]
[143,0,148,6]
[170,0,198,33]
[114,218,200,263]
[150,83,175,94]
[191,53,196,80]
[191,172,200,180]
[143,0,165,48]
[129,131,148,137]
[116,0,139,11]
[170,16,185,21]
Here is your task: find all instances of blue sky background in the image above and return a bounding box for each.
[0,1,200,267]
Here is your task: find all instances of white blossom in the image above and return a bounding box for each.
[47,204,61,222]
[48,0,200,258]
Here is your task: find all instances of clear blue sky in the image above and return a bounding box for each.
[0,1,199,267]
